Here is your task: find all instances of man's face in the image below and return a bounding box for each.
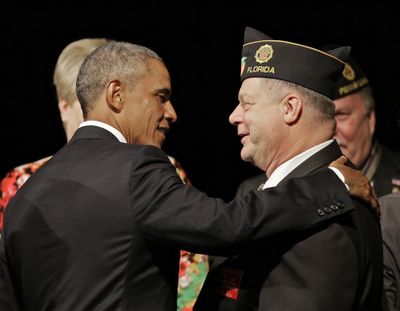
[334,92,375,168]
[229,78,283,172]
[122,59,177,147]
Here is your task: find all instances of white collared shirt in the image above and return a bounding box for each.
[79,120,127,143]
[263,139,348,190]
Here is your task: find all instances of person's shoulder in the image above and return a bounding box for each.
[0,155,53,212]
[123,143,168,157]
[241,173,266,184]
[381,144,400,161]
[115,144,172,168]
[379,193,400,211]
[13,156,52,173]
[379,192,400,202]
[1,156,52,190]
[379,193,400,229]
[236,172,266,196]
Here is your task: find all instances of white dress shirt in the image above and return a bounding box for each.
[263,140,348,190]
[79,120,127,143]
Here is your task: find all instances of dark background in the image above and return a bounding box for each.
[1,0,399,201]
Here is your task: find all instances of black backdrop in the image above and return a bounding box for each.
[1,0,399,201]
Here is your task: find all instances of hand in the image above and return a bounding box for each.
[329,155,380,218]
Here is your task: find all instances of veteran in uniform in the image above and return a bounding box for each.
[332,55,400,196]
[236,49,400,197]
[194,27,383,311]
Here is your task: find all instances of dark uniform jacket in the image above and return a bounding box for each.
[1,126,354,311]
[195,141,383,311]
[371,144,400,196]
[380,193,400,311]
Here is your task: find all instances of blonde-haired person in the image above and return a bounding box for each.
[0,38,110,229]
[54,38,111,141]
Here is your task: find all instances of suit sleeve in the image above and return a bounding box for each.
[129,145,354,254]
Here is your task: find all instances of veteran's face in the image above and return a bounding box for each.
[122,58,177,147]
[334,92,375,168]
[229,78,283,172]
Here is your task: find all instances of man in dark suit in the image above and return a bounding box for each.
[1,41,376,310]
[194,27,383,310]
[237,52,400,197]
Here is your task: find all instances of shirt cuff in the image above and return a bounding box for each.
[328,167,350,192]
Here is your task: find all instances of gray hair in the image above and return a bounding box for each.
[358,86,375,114]
[264,79,336,121]
[76,41,162,118]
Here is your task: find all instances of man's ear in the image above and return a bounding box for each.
[281,93,302,125]
[106,80,124,112]
[368,110,376,136]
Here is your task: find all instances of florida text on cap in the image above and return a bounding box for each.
[240,27,351,100]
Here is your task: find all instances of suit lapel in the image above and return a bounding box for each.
[279,141,342,185]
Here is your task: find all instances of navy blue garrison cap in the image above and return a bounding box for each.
[240,27,351,99]
[333,56,369,99]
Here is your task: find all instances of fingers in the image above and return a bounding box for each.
[369,186,381,218]
[329,155,348,168]
[371,200,381,218]
[336,155,349,165]
[361,181,380,219]
[328,156,380,219]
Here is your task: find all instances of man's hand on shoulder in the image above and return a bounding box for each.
[329,155,380,218]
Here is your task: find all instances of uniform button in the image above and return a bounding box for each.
[317,209,325,216]
[323,207,332,213]
[330,204,339,211]
[336,201,345,209]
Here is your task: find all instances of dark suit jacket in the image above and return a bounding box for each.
[0,238,18,311]
[235,173,267,197]
[1,127,354,311]
[373,145,400,196]
[195,141,383,311]
[380,193,400,311]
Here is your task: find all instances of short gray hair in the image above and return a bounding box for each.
[358,86,375,114]
[76,41,162,118]
[264,79,336,121]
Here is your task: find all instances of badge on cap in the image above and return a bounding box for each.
[255,44,273,64]
[241,27,349,99]
[342,63,356,81]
